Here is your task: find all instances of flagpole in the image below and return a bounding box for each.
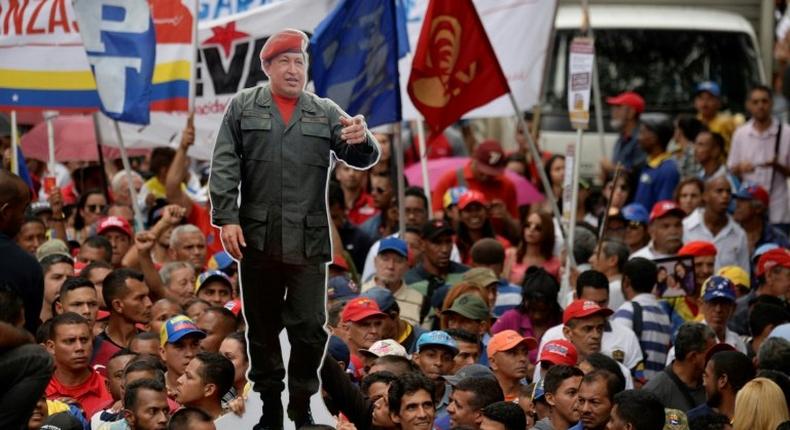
[394,122,407,238]
[112,120,144,231]
[92,113,111,204]
[416,119,433,220]
[10,110,19,176]
[189,0,199,113]
[44,111,58,180]
[562,128,583,299]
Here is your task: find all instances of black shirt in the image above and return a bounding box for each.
[0,233,44,334]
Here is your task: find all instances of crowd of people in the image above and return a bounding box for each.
[3,58,790,430]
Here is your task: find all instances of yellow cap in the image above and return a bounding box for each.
[717,265,750,290]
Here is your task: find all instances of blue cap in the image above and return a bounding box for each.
[702,276,736,302]
[533,378,546,401]
[695,81,721,98]
[621,203,649,224]
[362,287,396,312]
[769,322,790,342]
[327,275,359,301]
[416,330,459,355]
[327,335,350,367]
[378,237,408,258]
[160,315,206,346]
[195,270,233,293]
[208,251,234,271]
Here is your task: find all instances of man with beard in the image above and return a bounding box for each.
[569,370,622,430]
[600,92,645,177]
[630,201,685,260]
[686,350,755,420]
[683,176,749,270]
[532,365,584,430]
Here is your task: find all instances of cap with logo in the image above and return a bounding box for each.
[442,294,490,321]
[457,190,488,211]
[621,203,649,224]
[734,183,770,207]
[328,275,359,302]
[443,186,469,209]
[416,330,459,355]
[341,297,387,322]
[97,216,133,238]
[421,219,454,241]
[606,91,645,114]
[649,200,686,223]
[160,315,206,346]
[473,140,507,176]
[538,339,578,366]
[563,299,614,325]
[195,270,233,294]
[701,276,736,302]
[378,237,408,258]
[487,329,538,359]
[359,339,408,358]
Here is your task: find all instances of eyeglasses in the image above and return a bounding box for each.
[86,204,107,213]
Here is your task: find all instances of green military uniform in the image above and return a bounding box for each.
[209,84,379,414]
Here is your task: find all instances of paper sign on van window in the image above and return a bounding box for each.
[567,37,595,130]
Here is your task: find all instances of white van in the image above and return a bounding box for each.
[539,5,765,178]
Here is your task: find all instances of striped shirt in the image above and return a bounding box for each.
[613,294,673,380]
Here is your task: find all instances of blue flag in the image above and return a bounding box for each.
[310,0,406,128]
[73,1,156,125]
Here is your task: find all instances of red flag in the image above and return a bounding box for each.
[407,0,510,134]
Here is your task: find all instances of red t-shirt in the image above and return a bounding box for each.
[432,162,519,218]
[189,202,224,259]
[347,192,378,226]
[273,92,298,125]
[90,331,124,377]
[47,370,112,418]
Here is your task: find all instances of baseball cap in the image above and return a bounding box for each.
[41,412,82,430]
[754,243,780,263]
[606,91,645,114]
[359,339,408,358]
[701,276,736,302]
[327,275,359,301]
[649,200,685,223]
[36,239,72,262]
[416,330,459,355]
[487,329,538,359]
[443,294,490,321]
[443,186,468,209]
[457,190,488,211]
[97,216,133,238]
[621,203,649,224]
[207,251,234,271]
[640,113,674,148]
[195,270,233,294]
[538,339,578,366]
[695,81,721,97]
[341,297,386,322]
[473,140,507,176]
[361,287,396,312]
[462,267,499,289]
[378,237,408,258]
[769,322,790,341]
[224,298,242,317]
[677,241,717,258]
[328,335,350,365]
[160,315,206,346]
[757,248,790,277]
[734,183,770,207]
[30,201,52,215]
[331,253,350,272]
[717,266,750,290]
[663,409,689,430]
[442,363,495,386]
[420,219,454,241]
[259,28,308,62]
[563,299,614,325]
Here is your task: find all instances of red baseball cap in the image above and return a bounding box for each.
[734,184,770,207]
[97,216,133,238]
[473,140,507,176]
[259,29,308,63]
[538,339,578,366]
[678,241,717,258]
[757,248,790,277]
[341,297,386,323]
[649,200,686,223]
[457,190,488,211]
[563,299,614,325]
[606,91,645,114]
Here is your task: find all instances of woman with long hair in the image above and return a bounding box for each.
[71,188,107,242]
[674,177,704,217]
[491,267,563,363]
[732,377,789,430]
[504,210,560,285]
[538,155,565,214]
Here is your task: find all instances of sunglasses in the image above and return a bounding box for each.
[86,204,107,213]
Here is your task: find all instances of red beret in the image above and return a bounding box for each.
[677,241,717,257]
[260,29,308,63]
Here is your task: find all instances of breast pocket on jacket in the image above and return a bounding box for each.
[241,112,275,161]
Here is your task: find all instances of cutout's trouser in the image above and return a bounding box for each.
[0,343,54,430]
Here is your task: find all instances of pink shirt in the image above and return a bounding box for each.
[728,118,790,224]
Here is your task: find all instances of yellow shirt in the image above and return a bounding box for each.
[698,112,745,152]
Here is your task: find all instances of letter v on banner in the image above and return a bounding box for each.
[73,0,156,125]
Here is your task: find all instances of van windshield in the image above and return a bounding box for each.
[542,28,762,125]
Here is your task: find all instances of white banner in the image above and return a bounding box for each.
[567,37,595,130]
[100,0,558,159]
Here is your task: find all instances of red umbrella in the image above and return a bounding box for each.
[20,115,148,162]
[404,156,544,206]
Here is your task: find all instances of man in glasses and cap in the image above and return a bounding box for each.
[209,29,380,429]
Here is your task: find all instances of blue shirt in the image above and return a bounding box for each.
[612,128,645,169]
[493,280,522,318]
[634,154,680,213]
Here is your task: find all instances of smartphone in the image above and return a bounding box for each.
[43,176,56,194]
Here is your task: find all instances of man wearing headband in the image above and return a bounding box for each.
[209,28,380,429]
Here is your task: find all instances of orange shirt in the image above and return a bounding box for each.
[432,162,519,218]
